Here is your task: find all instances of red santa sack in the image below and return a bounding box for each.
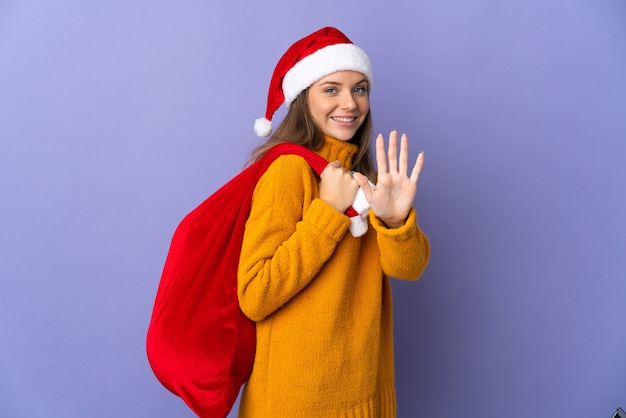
[146,143,332,417]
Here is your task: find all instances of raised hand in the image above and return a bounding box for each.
[353,131,424,228]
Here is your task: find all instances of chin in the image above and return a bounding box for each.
[328,130,357,141]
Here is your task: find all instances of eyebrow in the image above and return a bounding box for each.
[318,78,369,87]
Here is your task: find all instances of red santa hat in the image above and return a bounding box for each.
[254,27,373,137]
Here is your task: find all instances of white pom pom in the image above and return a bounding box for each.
[254,117,272,137]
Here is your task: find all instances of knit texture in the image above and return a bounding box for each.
[237,136,430,417]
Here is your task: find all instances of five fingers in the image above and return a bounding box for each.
[377,131,424,184]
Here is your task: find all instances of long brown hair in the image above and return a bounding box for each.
[248,88,377,181]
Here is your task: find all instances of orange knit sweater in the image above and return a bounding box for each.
[237,136,430,417]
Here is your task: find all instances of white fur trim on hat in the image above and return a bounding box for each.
[282,43,373,107]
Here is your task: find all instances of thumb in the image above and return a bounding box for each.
[352,172,374,203]
[321,160,341,177]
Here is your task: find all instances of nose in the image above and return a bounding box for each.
[339,91,357,110]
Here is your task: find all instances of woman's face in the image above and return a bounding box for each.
[306,70,369,141]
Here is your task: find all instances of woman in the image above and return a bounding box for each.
[237,26,430,417]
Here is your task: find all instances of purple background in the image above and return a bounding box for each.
[1,1,625,417]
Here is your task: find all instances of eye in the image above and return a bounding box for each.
[353,86,368,94]
[324,87,337,94]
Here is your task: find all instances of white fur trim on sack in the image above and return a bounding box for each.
[349,179,375,237]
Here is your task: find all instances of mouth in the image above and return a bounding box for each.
[331,116,358,123]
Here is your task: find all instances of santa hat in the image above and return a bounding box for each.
[254,27,373,137]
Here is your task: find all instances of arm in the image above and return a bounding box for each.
[237,155,352,322]
[354,130,430,279]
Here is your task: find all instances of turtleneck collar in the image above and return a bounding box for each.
[316,135,359,170]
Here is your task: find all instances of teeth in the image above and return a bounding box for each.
[333,117,356,123]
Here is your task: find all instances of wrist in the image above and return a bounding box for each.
[380,216,406,229]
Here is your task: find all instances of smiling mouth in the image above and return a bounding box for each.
[331,116,358,123]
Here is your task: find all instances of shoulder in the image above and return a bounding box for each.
[260,154,318,185]
[251,154,318,212]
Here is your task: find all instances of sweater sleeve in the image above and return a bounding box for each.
[237,155,352,322]
[370,207,430,281]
